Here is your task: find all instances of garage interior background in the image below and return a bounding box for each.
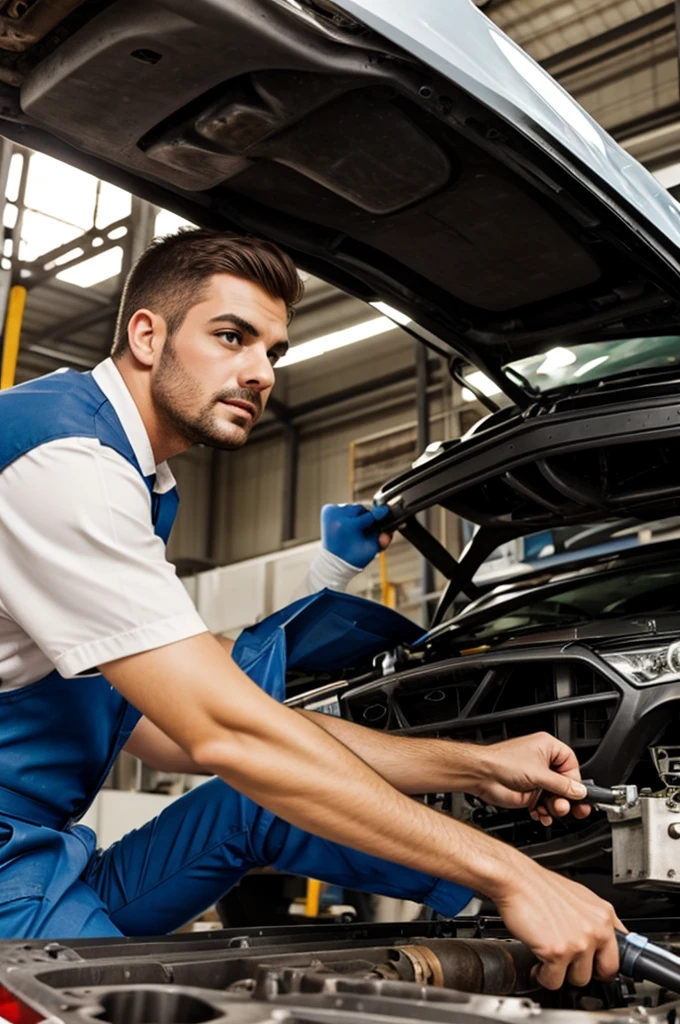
[1,0,680,872]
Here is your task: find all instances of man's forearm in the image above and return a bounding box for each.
[102,635,521,900]
[298,708,489,795]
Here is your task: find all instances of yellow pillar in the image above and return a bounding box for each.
[0,284,27,390]
[304,878,322,917]
[379,549,396,609]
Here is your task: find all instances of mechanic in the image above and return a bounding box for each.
[0,228,622,988]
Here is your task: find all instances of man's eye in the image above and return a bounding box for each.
[216,330,241,346]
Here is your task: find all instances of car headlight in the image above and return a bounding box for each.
[601,641,680,687]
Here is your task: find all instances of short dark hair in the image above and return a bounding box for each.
[111,228,304,358]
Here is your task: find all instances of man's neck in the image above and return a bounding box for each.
[113,358,191,464]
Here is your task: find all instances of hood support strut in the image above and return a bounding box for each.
[397,516,522,627]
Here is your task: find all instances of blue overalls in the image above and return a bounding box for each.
[0,369,472,938]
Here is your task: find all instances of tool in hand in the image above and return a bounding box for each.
[580,779,638,808]
[529,778,638,820]
[617,930,680,990]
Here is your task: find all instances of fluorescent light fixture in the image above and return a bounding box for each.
[462,370,502,401]
[536,346,577,375]
[369,301,412,326]
[574,355,609,378]
[278,316,399,367]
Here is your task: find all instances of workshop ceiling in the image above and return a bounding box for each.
[490,0,678,143]
[8,0,680,403]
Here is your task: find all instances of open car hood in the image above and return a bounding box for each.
[375,371,680,623]
[0,0,679,397]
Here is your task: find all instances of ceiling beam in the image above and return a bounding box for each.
[22,300,119,347]
[542,3,675,73]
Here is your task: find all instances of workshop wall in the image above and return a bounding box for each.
[166,446,212,565]
[209,388,455,564]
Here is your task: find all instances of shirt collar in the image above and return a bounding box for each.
[91,358,176,495]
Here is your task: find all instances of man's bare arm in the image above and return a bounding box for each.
[297,711,590,823]
[123,634,235,772]
[103,633,496,886]
[124,716,207,773]
[297,709,484,794]
[100,631,622,990]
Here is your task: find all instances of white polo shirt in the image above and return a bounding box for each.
[0,359,208,689]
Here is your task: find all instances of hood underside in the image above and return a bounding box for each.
[374,372,680,616]
[0,0,679,392]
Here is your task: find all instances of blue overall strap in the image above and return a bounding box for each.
[149,483,179,545]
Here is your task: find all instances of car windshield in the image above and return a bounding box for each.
[502,335,680,393]
[459,561,680,643]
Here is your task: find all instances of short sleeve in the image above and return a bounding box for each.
[0,438,207,678]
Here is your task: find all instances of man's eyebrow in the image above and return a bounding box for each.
[208,313,260,337]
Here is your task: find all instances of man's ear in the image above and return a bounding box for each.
[127,308,166,367]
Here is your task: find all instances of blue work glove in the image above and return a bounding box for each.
[321,503,392,570]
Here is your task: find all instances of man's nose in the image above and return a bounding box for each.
[238,343,275,391]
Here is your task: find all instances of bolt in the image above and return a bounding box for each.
[669,869,677,878]
[419,85,433,98]
[669,823,680,839]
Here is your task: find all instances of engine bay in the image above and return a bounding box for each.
[3,918,680,1024]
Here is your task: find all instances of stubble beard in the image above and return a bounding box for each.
[152,339,260,451]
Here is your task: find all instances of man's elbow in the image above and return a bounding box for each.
[189,720,288,783]
[189,731,250,777]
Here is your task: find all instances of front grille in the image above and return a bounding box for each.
[340,650,623,859]
[342,653,620,767]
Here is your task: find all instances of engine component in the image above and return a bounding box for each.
[372,938,535,994]
[609,794,680,888]
[604,749,680,890]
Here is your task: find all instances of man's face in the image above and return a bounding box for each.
[151,274,289,450]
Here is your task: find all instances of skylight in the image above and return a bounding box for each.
[12,151,132,286]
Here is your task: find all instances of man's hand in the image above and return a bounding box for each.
[469,733,592,825]
[321,503,392,569]
[491,853,625,989]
